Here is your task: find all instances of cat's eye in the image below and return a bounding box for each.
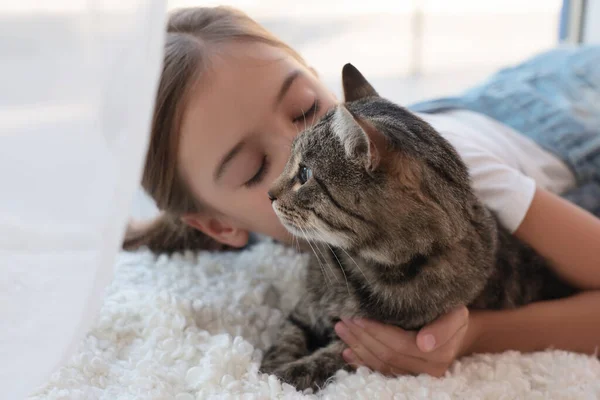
[292,100,319,124]
[298,166,313,185]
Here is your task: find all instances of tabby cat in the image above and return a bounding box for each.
[260,64,575,391]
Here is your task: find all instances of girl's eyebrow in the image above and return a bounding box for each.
[274,69,302,109]
[214,140,245,182]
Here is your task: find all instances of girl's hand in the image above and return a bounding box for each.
[334,306,476,377]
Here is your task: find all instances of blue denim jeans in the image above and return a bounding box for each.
[408,45,600,216]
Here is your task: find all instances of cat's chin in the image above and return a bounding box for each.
[277,220,313,240]
[280,223,340,248]
[291,227,352,251]
[282,224,306,238]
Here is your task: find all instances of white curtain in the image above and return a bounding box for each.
[0,1,166,397]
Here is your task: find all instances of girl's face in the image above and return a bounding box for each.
[178,41,337,246]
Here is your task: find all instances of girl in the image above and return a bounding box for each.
[126,6,600,377]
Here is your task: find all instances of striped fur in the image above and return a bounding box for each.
[260,64,576,391]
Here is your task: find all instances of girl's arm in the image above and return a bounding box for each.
[469,187,600,355]
[336,290,600,377]
[465,187,600,356]
[515,187,600,289]
[467,290,600,357]
[335,187,600,375]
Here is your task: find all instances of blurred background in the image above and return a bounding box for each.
[170,0,562,104]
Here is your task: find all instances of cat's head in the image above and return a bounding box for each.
[268,64,475,264]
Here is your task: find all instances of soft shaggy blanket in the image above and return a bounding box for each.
[33,240,600,400]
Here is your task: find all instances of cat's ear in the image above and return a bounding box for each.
[332,105,385,172]
[342,63,379,102]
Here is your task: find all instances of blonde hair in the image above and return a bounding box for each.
[123,6,306,253]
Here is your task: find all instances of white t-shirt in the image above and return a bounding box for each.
[416,110,576,233]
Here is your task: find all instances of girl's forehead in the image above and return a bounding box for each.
[184,42,301,113]
[206,41,299,79]
[183,43,301,122]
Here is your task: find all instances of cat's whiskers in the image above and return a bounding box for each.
[301,106,307,131]
[298,225,331,287]
[286,231,299,253]
[338,246,372,286]
[311,226,350,296]
[299,101,319,134]
[293,233,303,255]
[310,99,319,128]
[307,226,341,285]
[293,234,300,253]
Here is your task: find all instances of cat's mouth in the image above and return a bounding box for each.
[272,203,316,239]
[273,203,301,232]
[273,202,349,248]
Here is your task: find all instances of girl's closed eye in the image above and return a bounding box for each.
[292,100,319,124]
[244,100,319,190]
[245,155,270,188]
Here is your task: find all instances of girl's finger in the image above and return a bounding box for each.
[343,317,440,361]
[416,306,469,353]
[343,348,411,376]
[336,319,452,376]
[335,320,389,372]
[341,348,362,368]
[341,318,430,363]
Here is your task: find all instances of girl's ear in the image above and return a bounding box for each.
[181,213,249,248]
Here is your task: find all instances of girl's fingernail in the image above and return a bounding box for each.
[335,322,348,338]
[422,334,436,352]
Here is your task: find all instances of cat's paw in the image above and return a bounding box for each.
[271,362,328,392]
[258,359,280,376]
[259,347,289,374]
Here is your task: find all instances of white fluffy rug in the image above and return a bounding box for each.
[33,240,600,399]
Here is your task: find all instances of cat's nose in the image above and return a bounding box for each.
[268,191,276,203]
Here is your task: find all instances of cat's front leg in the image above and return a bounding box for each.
[260,301,316,374]
[272,340,349,391]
